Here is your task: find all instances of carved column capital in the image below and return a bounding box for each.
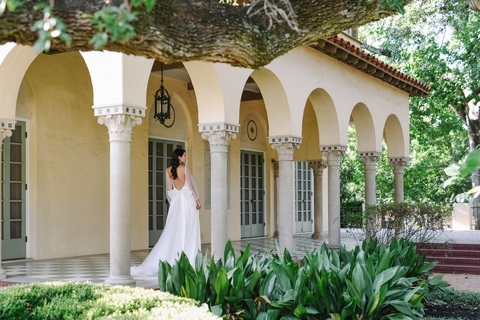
[308,160,327,175]
[201,130,237,153]
[359,152,381,170]
[98,114,142,142]
[321,146,347,166]
[0,128,13,142]
[271,142,300,161]
[389,157,409,174]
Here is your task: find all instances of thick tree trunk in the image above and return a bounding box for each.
[470,0,480,11]
[0,0,403,68]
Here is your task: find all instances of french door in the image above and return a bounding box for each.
[148,139,184,246]
[1,121,26,260]
[295,161,313,233]
[240,150,265,238]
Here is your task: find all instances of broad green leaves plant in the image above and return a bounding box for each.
[158,239,445,319]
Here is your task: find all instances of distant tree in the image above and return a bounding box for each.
[358,0,478,226]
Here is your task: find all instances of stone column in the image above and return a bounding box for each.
[0,122,14,280]
[270,137,301,254]
[389,158,408,202]
[99,114,142,286]
[308,160,327,239]
[272,160,279,237]
[200,126,237,258]
[359,152,381,206]
[360,152,381,240]
[322,146,346,249]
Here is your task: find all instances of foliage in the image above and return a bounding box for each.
[83,0,155,50]
[359,0,480,203]
[444,149,480,197]
[340,125,468,205]
[0,0,22,15]
[423,287,480,320]
[0,281,220,319]
[343,202,451,245]
[158,239,446,319]
[30,2,71,52]
[428,287,480,310]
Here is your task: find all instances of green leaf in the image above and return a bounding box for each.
[293,305,307,318]
[145,0,156,11]
[214,267,229,305]
[210,305,223,317]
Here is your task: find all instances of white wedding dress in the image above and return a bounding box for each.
[131,166,201,276]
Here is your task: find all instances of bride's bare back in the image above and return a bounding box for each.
[167,165,186,190]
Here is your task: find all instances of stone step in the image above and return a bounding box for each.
[426,256,480,266]
[431,264,480,275]
[416,242,480,275]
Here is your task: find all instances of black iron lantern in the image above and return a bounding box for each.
[153,63,175,128]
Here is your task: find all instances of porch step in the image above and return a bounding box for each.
[416,243,480,275]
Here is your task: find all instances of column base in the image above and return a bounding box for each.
[273,231,279,237]
[105,275,136,286]
[311,232,323,239]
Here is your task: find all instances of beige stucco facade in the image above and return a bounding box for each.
[0,36,426,283]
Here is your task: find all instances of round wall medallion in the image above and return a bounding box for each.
[247,120,257,141]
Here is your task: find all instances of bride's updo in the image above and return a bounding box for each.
[170,148,186,180]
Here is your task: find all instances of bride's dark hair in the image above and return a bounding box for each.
[170,148,186,180]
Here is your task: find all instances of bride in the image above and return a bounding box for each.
[131,148,201,275]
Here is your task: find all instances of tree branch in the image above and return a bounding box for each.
[0,0,403,68]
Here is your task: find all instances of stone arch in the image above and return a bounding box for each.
[384,114,408,158]
[0,44,38,120]
[350,103,379,153]
[184,62,251,125]
[307,88,341,146]
[250,68,292,137]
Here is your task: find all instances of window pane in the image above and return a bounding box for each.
[10,202,22,219]
[156,186,163,199]
[10,163,22,181]
[10,221,22,239]
[156,143,163,156]
[10,128,22,143]
[10,183,22,200]
[10,145,22,162]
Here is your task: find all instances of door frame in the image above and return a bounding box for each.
[240,149,266,238]
[1,119,29,260]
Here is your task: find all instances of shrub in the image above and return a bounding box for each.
[343,201,451,245]
[0,281,220,319]
[158,238,445,319]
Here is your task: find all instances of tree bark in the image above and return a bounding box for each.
[0,0,403,68]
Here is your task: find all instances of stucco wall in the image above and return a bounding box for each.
[4,41,413,260]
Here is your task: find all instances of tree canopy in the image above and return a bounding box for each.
[344,0,478,208]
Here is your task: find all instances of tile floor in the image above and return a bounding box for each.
[1,229,478,288]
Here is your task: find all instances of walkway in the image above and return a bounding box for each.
[1,229,479,288]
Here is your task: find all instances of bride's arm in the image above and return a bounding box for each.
[185,166,201,208]
[165,168,173,203]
